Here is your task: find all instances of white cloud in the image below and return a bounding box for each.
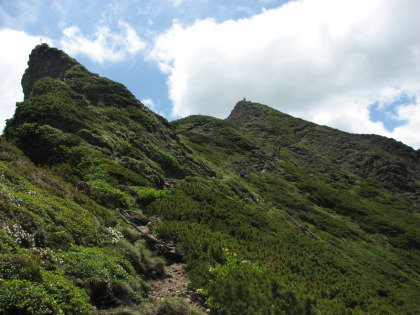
[390,103,420,148]
[150,0,420,149]
[0,28,53,133]
[60,21,145,63]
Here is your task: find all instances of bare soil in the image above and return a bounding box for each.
[148,263,208,313]
[148,263,191,300]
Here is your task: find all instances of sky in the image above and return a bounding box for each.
[1,0,419,149]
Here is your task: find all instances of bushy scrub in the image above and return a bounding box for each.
[58,245,149,308]
[0,228,19,254]
[65,146,109,181]
[8,123,80,164]
[0,164,101,247]
[0,252,43,282]
[65,68,137,109]
[5,77,97,135]
[203,249,310,314]
[89,179,132,209]
[133,186,169,206]
[3,44,420,314]
[145,175,420,314]
[65,146,152,189]
[0,272,93,314]
[0,139,149,312]
[0,279,60,314]
[145,144,185,177]
[42,271,93,313]
[117,139,132,155]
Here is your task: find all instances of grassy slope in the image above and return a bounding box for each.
[165,108,420,313]
[1,45,419,314]
[1,45,209,314]
[5,46,215,210]
[0,137,167,313]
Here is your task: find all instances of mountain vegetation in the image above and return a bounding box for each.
[1,44,419,314]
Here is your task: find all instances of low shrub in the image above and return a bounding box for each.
[0,273,93,314]
[0,279,58,314]
[145,144,185,178]
[204,249,311,314]
[134,186,169,206]
[117,139,132,155]
[89,179,132,209]
[0,253,42,282]
[58,245,149,308]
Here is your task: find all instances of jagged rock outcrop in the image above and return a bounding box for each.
[7,44,215,196]
[21,44,89,99]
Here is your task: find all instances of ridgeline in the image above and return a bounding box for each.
[1,44,419,314]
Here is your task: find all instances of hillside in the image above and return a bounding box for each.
[1,44,419,314]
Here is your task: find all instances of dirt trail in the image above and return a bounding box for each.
[148,264,190,299]
[118,208,207,312]
[148,263,208,313]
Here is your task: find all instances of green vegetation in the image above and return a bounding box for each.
[1,45,419,314]
[0,138,165,313]
[143,175,419,314]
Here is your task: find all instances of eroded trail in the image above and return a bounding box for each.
[148,263,208,313]
[148,263,191,299]
[118,209,208,312]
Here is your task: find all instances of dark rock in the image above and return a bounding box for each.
[21,44,89,99]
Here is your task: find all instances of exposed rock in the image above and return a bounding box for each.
[21,43,90,99]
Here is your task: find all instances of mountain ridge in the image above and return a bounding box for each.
[1,45,419,314]
[175,100,419,204]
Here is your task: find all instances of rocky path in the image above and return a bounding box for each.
[148,263,191,300]
[148,263,208,313]
[119,210,208,313]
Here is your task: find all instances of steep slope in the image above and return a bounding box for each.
[1,45,207,314]
[168,101,420,313]
[1,45,420,314]
[175,100,420,204]
[0,138,154,313]
[5,44,214,208]
[225,101,420,202]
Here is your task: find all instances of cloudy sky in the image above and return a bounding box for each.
[1,0,419,149]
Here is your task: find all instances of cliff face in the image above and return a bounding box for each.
[21,44,85,99]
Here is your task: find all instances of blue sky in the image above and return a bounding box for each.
[1,0,419,149]
[0,0,289,121]
[369,93,415,132]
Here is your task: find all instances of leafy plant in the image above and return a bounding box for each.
[89,179,132,209]
[205,249,311,314]
[133,186,169,206]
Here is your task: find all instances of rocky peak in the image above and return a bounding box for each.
[225,100,271,124]
[21,44,89,99]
